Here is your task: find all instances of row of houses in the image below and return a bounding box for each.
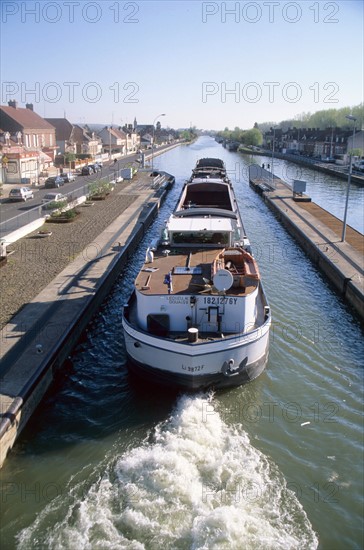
[263,126,364,160]
[0,102,175,185]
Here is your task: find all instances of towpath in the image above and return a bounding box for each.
[250,172,364,319]
[0,169,170,466]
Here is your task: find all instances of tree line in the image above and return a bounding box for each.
[217,103,363,146]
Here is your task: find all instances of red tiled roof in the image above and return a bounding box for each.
[45,118,73,140]
[0,105,55,130]
[110,127,126,139]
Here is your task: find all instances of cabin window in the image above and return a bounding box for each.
[147,314,170,336]
[171,231,229,245]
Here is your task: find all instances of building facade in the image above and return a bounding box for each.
[0,101,57,160]
[263,126,355,159]
[0,102,56,184]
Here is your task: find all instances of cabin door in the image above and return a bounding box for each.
[204,306,220,332]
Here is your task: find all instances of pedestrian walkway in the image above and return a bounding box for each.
[249,172,363,319]
[0,170,171,467]
[297,200,363,253]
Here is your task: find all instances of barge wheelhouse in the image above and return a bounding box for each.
[122,158,271,390]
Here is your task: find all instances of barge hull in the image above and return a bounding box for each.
[122,317,270,391]
[126,352,269,391]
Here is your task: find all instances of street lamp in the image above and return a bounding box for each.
[151,113,165,172]
[341,115,357,242]
[329,126,334,159]
[271,127,276,188]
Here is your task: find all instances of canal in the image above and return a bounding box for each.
[0,137,363,549]
[241,150,364,234]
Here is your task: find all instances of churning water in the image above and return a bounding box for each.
[1,137,363,549]
[16,395,318,549]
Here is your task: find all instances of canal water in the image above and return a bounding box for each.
[1,137,363,549]
[241,151,364,234]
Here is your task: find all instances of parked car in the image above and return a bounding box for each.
[60,172,76,183]
[88,164,101,173]
[44,176,65,188]
[81,166,94,175]
[353,160,364,172]
[42,193,66,206]
[8,187,34,202]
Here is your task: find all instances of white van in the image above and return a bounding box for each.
[8,187,34,202]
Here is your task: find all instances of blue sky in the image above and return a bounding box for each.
[1,0,363,129]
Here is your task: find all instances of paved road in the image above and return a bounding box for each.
[0,145,174,238]
[0,168,170,466]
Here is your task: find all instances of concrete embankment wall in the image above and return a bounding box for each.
[0,175,171,467]
[249,167,364,320]
[263,199,363,318]
[241,148,364,185]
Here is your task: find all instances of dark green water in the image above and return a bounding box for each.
[1,137,363,549]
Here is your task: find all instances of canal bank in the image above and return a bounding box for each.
[1,137,363,550]
[0,169,175,467]
[249,166,364,320]
[240,146,364,185]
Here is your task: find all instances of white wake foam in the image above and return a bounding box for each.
[17,395,318,549]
